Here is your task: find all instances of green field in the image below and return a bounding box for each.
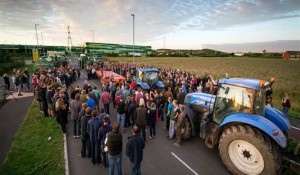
[109,57,300,116]
[0,102,64,175]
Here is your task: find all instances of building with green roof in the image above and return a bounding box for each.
[85,42,153,56]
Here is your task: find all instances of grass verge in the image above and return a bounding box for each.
[0,101,64,175]
[289,111,300,120]
[25,63,38,73]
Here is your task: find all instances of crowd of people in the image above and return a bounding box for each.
[2,59,292,175]
[20,61,217,175]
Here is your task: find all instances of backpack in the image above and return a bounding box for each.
[286,100,291,108]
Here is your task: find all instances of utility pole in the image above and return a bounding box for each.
[35,24,39,45]
[131,14,135,64]
[41,32,44,55]
[67,25,73,52]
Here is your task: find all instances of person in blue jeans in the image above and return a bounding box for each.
[126,125,145,175]
[107,122,123,175]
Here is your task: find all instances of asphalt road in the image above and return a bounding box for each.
[0,95,33,165]
[66,56,230,175]
[288,118,300,141]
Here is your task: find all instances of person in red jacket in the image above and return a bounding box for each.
[101,89,110,115]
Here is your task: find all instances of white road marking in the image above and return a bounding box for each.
[81,71,87,78]
[63,134,70,175]
[171,152,199,175]
[291,126,300,131]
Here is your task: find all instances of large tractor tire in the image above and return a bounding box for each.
[219,125,281,175]
[181,117,192,140]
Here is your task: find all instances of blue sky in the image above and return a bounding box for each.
[0,0,300,52]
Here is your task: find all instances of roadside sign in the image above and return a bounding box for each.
[32,49,39,62]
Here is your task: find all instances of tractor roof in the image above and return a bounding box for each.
[137,68,159,73]
[219,78,269,90]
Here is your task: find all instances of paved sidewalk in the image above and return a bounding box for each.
[0,93,34,165]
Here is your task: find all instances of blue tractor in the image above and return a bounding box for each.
[135,68,165,90]
[183,78,290,175]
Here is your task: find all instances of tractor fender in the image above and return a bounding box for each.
[265,106,290,132]
[219,113,287,148]
[184,105,197,136]
[155,80,165,89]
[136,82,150,90]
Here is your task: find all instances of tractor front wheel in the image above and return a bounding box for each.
[219,125,281,175]
[181,117,192,140]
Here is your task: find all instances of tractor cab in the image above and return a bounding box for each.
[213,78,269,124]
[213,82,263,124]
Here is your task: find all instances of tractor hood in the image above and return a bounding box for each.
[136,82,151,90]
[184,92,216,113]
[155,80,165,89]
[264,106,290,132]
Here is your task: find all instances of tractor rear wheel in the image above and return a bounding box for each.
[219,125,281,175]
[181,117,192,140]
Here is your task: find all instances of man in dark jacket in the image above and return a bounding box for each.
[134,99,147,142]
[46,85,54,117]
[87,110,101,164]
[98,116,112,168]
[126,125,145,175]
[40,83,49,117]
[117,96,126,133]
[177,88,185,105]
[107,122,123,175]
[128,97,138,125]
[80,107,92,158]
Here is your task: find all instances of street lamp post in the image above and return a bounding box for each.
[131,14,135,64]
[35,24,39,45]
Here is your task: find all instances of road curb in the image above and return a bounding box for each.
[63,134,70,175]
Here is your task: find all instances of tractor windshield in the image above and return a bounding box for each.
[136,69,159,86]
[213,84,255,124]
[144,71,159,86]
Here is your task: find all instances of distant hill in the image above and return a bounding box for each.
[155,48,232,57]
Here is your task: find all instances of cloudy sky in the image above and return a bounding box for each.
[1,0,300,52]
